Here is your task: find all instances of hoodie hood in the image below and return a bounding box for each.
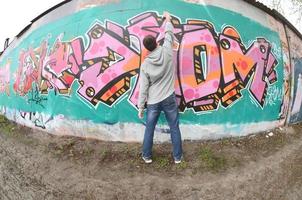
[143,46,168,85]
[146,47,164,66]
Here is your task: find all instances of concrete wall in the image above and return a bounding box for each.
[0,0,301,142]
[287,27,302,123]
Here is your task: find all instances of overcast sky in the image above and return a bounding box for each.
[0,0,62,49]
[0,0,300,51]
[258,0,302,32]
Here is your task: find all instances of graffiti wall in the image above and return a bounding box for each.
[0,0,299,142]
[287,28,302,123]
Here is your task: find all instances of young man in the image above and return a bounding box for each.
[138,12,183,164]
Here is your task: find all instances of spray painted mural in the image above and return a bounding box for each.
[290,59,302,121]
[12,12,278,113]
[0,0,289,141]
[286,26,302,124]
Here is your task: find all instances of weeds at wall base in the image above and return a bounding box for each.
[1,113,302,175]
[198,147,227,171]
[154,156,170,169]
[0,115,16,137]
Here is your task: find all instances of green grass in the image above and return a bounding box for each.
[199,147,227,171]
[0,115,17,136]
[99,148,109,161]
[176,160,188,169]
[82,145,95,156]
[221,137,231,146]
[0,115,9,123]
[154,156,170,169]
[52,139,76,156]
[0,115,39,146]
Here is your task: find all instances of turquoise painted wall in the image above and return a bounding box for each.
[0,0,285,132]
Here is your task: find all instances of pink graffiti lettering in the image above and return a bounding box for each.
[13,12,278,112]
[77,22,140,106]
[14,42,47,96]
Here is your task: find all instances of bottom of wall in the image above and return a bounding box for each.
[1,107,281,143]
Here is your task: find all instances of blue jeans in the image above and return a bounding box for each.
[142,93,183,160]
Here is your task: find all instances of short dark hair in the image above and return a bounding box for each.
[143,35,157,52]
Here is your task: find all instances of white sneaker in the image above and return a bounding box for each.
[142,157,152,164]
[174,159,182,164]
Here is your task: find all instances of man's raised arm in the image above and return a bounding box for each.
[163,11,174,49]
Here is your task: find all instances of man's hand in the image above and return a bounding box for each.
[138,108,144,119]
[163,11,171,22]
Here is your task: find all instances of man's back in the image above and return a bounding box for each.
[138,22,175,109]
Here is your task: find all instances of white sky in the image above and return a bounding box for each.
[257,0,302,32]
[0,0,301,51]
[0,0,63,49]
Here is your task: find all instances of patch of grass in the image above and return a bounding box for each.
[52,139,76,156]
[272,136,286,146]
[221,138,231,146]
[121,145,131,159]
[99,148,109,161]
[2,124,16,135]
[0,115,38,146]
[0,115,9,123]
[154,156,170,169]
[176,161,188,170]
[120,144,140,159]
[199,147,227,171]
[80,145,95,157]
[64,139,76,149]
[0,115,17,137]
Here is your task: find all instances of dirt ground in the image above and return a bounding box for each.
[0,116,301,200]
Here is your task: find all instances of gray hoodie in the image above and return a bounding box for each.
[138,21,175,109]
